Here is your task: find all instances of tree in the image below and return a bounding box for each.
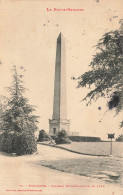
[77,20,123,126]
[37,129,52,142]
[0,65,39,154]
[1,65,39,133]
[116,134,123,142]
[0,100,3,130]
[55,130,71,144]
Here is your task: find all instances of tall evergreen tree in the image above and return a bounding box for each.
[1,65,39,133]
[0,66,39,155]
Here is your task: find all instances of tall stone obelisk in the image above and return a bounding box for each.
[49,33,70,135]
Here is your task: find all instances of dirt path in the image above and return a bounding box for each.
[0,145,122,195]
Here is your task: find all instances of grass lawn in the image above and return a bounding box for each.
[57,142,123,157]
[34,156,123,186]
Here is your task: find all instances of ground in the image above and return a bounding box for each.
[0,144,122,195]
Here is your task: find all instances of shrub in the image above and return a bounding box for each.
[116,134,123,142]
[4,132,17,153]
[0,130,37,155]
[0,131,17,153]
[15,131,37,155]
[55,130,71,144]
[37,129,52,142]
[0,131,5,151]
[68,136,101,142]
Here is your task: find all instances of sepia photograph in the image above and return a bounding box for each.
[0,0,123,194]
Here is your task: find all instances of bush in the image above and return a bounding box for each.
[0,131,5,151]
[55,130,71,144]
[37,129,52,142]
[16,131,37,155]
[116,134,123,142]
[68,136,101,142]
[0,131,17,153]
[0,131,37,155]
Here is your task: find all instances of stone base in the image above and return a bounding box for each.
[49,118,70,135]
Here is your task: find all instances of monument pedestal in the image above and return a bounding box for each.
[49,118,70,135]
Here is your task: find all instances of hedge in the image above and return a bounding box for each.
[51,136,101,142]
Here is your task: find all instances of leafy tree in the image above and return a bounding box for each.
[77,20,123,126]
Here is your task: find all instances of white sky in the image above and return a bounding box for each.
[0,0,123,140]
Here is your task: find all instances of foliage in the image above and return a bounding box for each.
[120,121,123,128]
[116,134,123,142]
[16,131,37,155]
[1,66,39,133]
[0,131,37,155]
[55,130,71,144]
[0,132,6,151]
[0,100,3,130]
[0,65,39,155]
[0,131,17,153]
[68,136,101,142]
[77,21,123,125]
[38,157,122,185]
[37,129,52,142]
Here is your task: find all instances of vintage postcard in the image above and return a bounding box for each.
[0,0,123,195]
